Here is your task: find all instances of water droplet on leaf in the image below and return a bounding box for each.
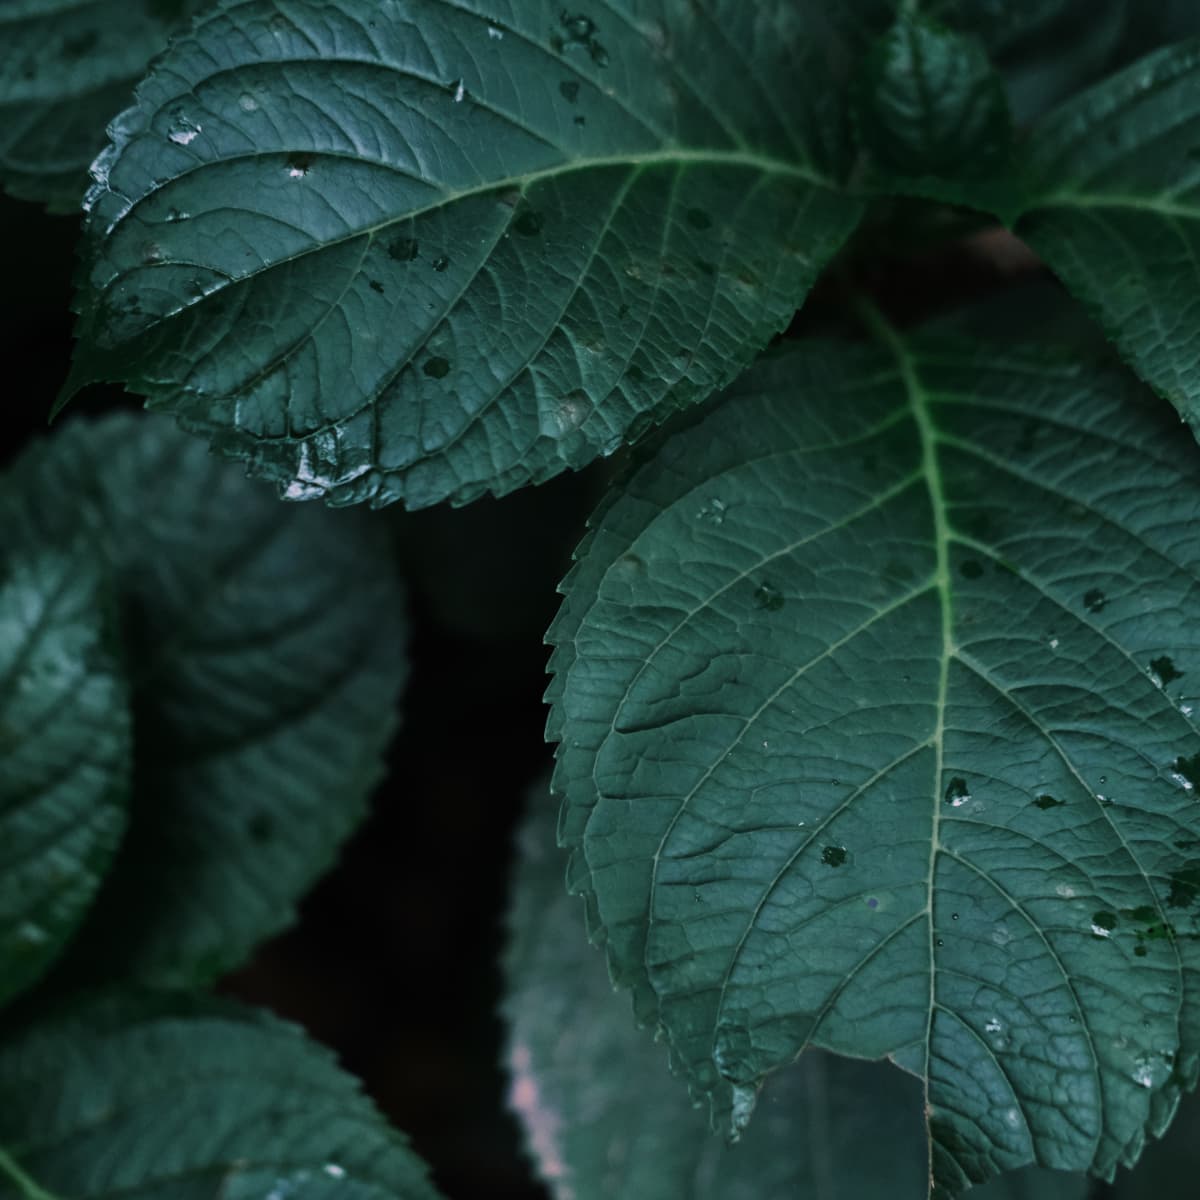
[821,845,847,867]
[944,777,971,806]
[753,583,784,612]
[423,356,451,379]
[1083,588,1107,613]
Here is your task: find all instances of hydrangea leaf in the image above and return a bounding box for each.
[1017,40,1200,439]
[0,544,130,1008]
[61,0,875,509]
[503,782,1089,1200]
[0,0,209,212]
[0,992,442,1200]
[549,324,1200,1197]
[1,414,407,986]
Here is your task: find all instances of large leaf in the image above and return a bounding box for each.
[503,781,1089,1200]
[0,0,209,212]
[0,992,441,1200]
[1,414,407,986]
[61,0,874,509]
[548,323,1200,1197]
[1016,40,1200,438]
[0,544,130,1008]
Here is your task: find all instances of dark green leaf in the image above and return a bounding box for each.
[855,12,1014,210]
[504,782,1088,1199]
[549,323,1200,1196]
[0,544,130,1008]
[0,0,209,212]
[1017,40,1200,437]
[0,992,441,1200]
[1,414,407,986]
[63,0,871,509]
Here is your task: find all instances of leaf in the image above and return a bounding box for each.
[854,12,1014,211]
[548,321,1200,1197]
[0,0,209,213]
[1111,1086,1200,1196]
[1,413,407,986]
[1016,40,1200,438]
[0,992,442,1200]
[0,544,130,1008]
[61,0,873,510]
[503,781,1089,1200]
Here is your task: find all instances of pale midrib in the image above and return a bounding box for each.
[1029,191,1200,220]
[857,299,951,1190]
[0,1148,59,1200]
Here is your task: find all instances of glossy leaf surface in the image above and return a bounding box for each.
[0,993,441,1200]
[0,0,207,212]
[0,544,130,1007]
[504,783,1089,1199]
[549,327,1200,1196]
[64,0,872,508]
[1018,41,1200,437]
[2,414,407,986]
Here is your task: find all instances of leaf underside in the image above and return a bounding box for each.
[63,0,877,509]
[0,0,208,212]
[1,414,407,987]
[0,992,442,1200]
[549,327,1200,1196]
[0,544,130,1008]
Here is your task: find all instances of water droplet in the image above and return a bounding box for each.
[1033,793,1064,810]
[753,583,784,612]
[323,1165,346,1180]
[1151,655,1184,687]
[959,560,983,580]
[449,78,466,102]
[589,41,610,67]
[433,255,450,272]
[1171,753,1200,790]
[686,208,712,231]
[423,356,451,379]
[388,236,419,262]
[612,553,644,580]
[560,12,596,39]
[1083,588,1107,613]
[697,498,727,525]
[985,1018,1003,1035]
[820,845,847,867]
[951,912,959,921]
[560,80,581,103]
[1049,637,1060,650]
[936,938,945,947]
[141,242,165,265]
[1091,910,1118,938]
[541,392,589,437]
[1135,944,1149,957]
[285,152,314,178]
[238,92,259,113]
[167,110,201,145]
[944,777,971,807]
[487,25,504,39]
[165,207,188,222]
[513,205,544,236]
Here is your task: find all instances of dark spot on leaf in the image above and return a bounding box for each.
[432,256,450,272]
[752,583,784,612]
[559,80,580,103]
[821,846,847,867]
[1033,794,1063,810]
[696,259,716,276]
[1124,905,1158,924]
[866,897,879,909]
[248,814,274,842]
[285,152,314,177]
[388,236,418,261]
[573,114,586,126]
[423,356,451,379]
[1092,910,1118,933]
[686,208,712,231]
[1083,588,1107,613]
[1151,655,1184,686]
[944,777,970,806]
[1167,862,1200,909]
[513,206,544,237]
[369,280,384,294]
[1172,753,1200,789]
[959,560,983,580]
[1135,944,1148,956]
[589,40,609,66]
[63,31,99,58]
[560,12,596,39]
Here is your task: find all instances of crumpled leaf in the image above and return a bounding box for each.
[1,413,407,986]
[548,320,1200,1196]
[61,0,877,509]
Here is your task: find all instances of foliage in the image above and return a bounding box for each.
[3,2,1200,1199]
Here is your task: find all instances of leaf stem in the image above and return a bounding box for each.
[0,1148,60,1200]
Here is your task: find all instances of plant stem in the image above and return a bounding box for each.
[0,1149,59,1200]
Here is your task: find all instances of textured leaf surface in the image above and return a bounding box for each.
[64,0,871,509]
[0,0,208,212]
[549,327,1200,1196]
[0,992,441,1200]
[504,783,1088,1200]
[0,544,130,1008]
[1017,40,1200,436]
[1,414,407,986]
[855,12,1013,210]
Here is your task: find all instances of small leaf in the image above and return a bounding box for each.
[855,12,1014,210]
[1,413,407,986]
[0,0,209,212]
[0,543,130,1007]
[0,992,442,1200]
[62,0,873,508]
[549,322,1200,1195]
[503,782,1089,1199]
[1017,40,1200,439]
